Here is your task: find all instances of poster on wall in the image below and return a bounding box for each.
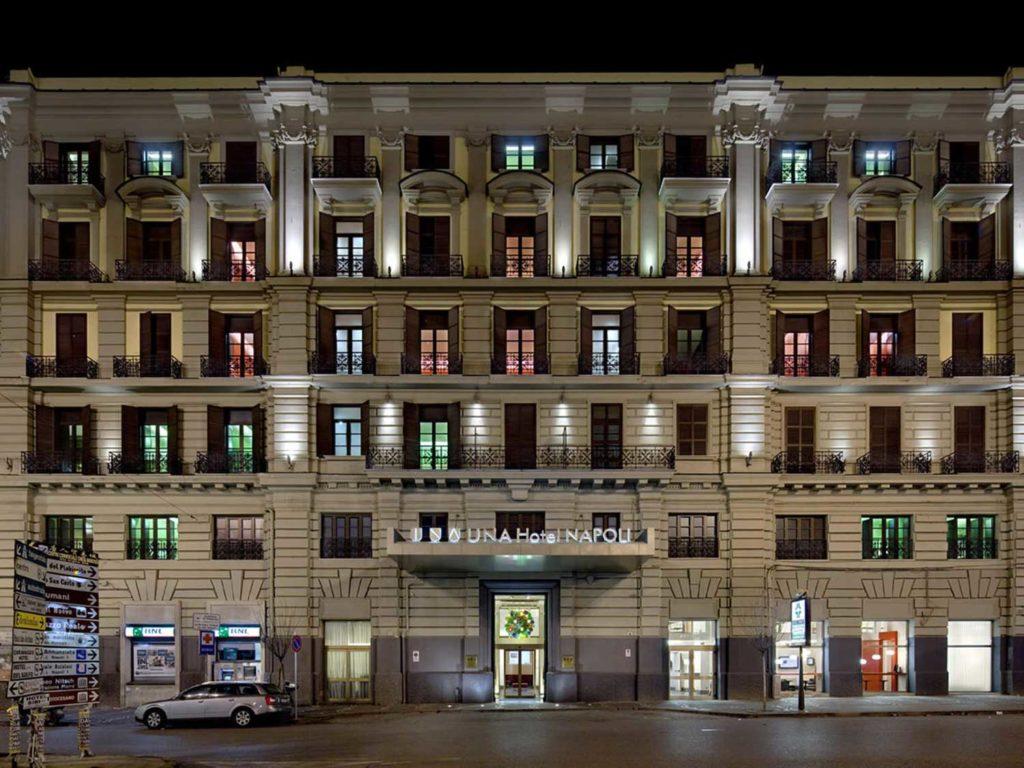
[133,645,176,680]
[498,608,542,640]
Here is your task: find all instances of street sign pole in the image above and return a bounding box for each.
[291,635,302,721]
[791,593,809,713]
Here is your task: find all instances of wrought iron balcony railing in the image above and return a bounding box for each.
[864,538,913,560]
[401,255,464,277]
[320,539,373,559]
[668,537,719,558]
[401,353,463,375]
[28,259,107,282]
[940,450,1019,474]
[934,160,1011,191]
[853,259,925,282]
[771,354,840,377]
[937,259,1011,281]
[857,354,928,377]
[662,254,725,278]
[771,259,837,281]
[26,356,99,379]
[107,451,183,475]
[537,446,675,470]
[28,161,105,189]
[313,254,376,277]
[576,254,639,277]
[460,446,508,469]
[661,155,730,179]
[771,451,846,474]
[766,160,837,185]
[308,351,376,375]
[311,155,381,180]
[213,539,265,560]
[365,447,403,469]
[21,451,98,475]
[115,260,187,282]
[663,353,730,375]
[200,356,270,377]
[367,445,675,471]
[579,353,640,376]
[194,451,266,474]
[490,253,550,278]
[775,539,828,560]
[113,354,183,378]
[491,353,550,375]
[126,540,178,560]
[941,354,1015,377]
[947,538,997,559]
[855,451,932,475]
[199,161,271,189]
[201,259,266,282]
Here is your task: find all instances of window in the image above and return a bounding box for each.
[949,221,978,263]
[589,217,622,274]
[592,314,621,375]
[589,140,619,170]
[505,312,535,375]
[592,512,620,531]
[128,516,178,560]
[418,512,449,542]
[495,512,545,535]
[214,516,264,560]
[333,406,362,457]
[864,220,895,265]
[783,318,811,376]
[419,413,449,470]
[335,220,365,276]
[668,514,718,557]
[867,315,897,376]
[780,221,811,268]
[784,407,816,470]
[868,406,901,471]
[55,410,85,471]
[141,411,169,473]
[774,619,824,696]
[45,516,93,553]
[226,317,255,377]
[947,515,996,559]
[334,314,365,374]
[674,219,704,277]
[142,223,173,263]
[948,621,993,693]
[954,405,985,471]
[675,313,706,360]
[58,222,89,263]
[779,145,809,183]
[863,144,894,176]
[418,136,449,169]
[325,621,371,702]
[505,218,536,277]
[861,516,912,559]
[419,312,450,375]
[668,620,717,699]
[504,138,535,171]
[226,411,254,460]
[676,405,708,457]
[591,404,623,469]
[144,148,174,177]
[321,514,372,558]
[63,148,90,184]
[776,516,827,559]
[227,223,257,282]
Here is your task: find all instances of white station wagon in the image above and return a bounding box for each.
[135,681,292,728]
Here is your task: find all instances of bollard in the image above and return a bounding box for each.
[77,705,92,758]
[7,705,20,768]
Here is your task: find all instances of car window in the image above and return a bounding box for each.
[237,684,259,696]
[209,684,237,697]
[262,684,282,695]
[181,685,213,700]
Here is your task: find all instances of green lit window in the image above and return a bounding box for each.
[780,147,809,183]
[947,515,996,559]
[419,420,448,470]
[505,139,535,171]
[128,516,178,560]
[144,149,174,176]
[227,424,253,455]
[46,516,93,553]
[864,146,894,176]
[63,149,89,184]
[861,515,912,559]
[57,418,84,472]
[142,422,169,473]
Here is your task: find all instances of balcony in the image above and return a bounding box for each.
[313,254,377,278]
[940,450,1019,474]
[537,446,675,470]
[668,536,719,558]
[213,540,265,560]
[941,354,1015,377]
[575,254,639,277]
[764,160,839,218]
[321,539,373,559]
[460,447,508,470]
[767,160,837,185]
[579,353,640,376]
[28,162,106,209]
[366,446,676,471]
[775,539,827,560]
[771,354,839,377]
[28,259,107,283]
[934,161,1011,191]
[663,353,730,375]
[27,356,98,379]
[937,259,1011,281]
[662,254,725,278]
[853,259,924,281]
[312,156,380,181]
[855,451,932,474]
[932,161,1012,216]
[199,356,270,378]
[771,259,837,281]
[194,451,266,474]
[401,353,463,375]
[659,156,731,214]
[199,162,271,189]
[661,156,730,180]
[947,539,997,559]
[21,451,98,475]
[491,354,550,375]
[308,351,376,375]
[201,259,267,282]
[113,355,183,378]
[401,254,464,277]
[490,253,550,278]
[857,354,928,377]
[107,451,183,475]
[198,162,273,214]
[115,260,187,282]
[311,156,382,210]
[771,451,845,474]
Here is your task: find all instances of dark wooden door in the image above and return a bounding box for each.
[225,141,257,183]
[56,314,87,366]
[591,404,623,469]
[954,406,985,470]
[869,406,901,471]
[504,404,537,469]
[952,313,983,363]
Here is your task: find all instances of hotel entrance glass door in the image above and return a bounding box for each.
[669,647,715,698]
[502,648,537,698]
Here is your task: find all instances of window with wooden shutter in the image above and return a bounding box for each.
[224,141,257,183]
[56,313,87,370]
[591,404,623,469]
[333,135,365,176]
[869,406,901,471]
[952,313,983,364]
[677,405,709,456]
[58,222,89,264]
[954,406,985,471]
[504,404,537,469]
[785,407,816,469]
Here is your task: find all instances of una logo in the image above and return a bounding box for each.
[448,528,462,544]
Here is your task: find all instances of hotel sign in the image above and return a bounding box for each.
[790,595,809,648]
[410,527,636,545]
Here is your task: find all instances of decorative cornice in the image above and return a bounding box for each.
[270,123,318,149]
[103,139,125,154]
[548,129,576,149]
[994,127,1024,153]
[183,133,214,155]
[636,129,663,149]
[375,128,405,149]
[826,130,856,153]
[909,131,942,153]
[718,122,771,149]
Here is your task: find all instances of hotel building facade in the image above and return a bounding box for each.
[0,64,1023,706]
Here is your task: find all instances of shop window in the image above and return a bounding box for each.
[126,626,177,683]
[948,621,993,693]
[668,620,716,699]
[45,515,93,553]
[774,619,824,697]
[127,516,178,560]
[325,620,371,702]
[860,620,909,693]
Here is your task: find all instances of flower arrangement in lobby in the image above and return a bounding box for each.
[504,609,535,639]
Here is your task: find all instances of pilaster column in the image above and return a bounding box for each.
[373,292,407,376]
[725,382,771,473]
[828,135,853,280]
[827,294,857,377]
[267,384,313,473]
[546,291,580,375]
[466,134,487,277]
[185,136,211,278]
[637,131,661,276]
[95,295,126,379]
[268,282,311,375]
[459,291,493,375]
[0,90,33,278]
[104,137,125,276]
[996,130,1024,276]
[550,132,574,277]
[1006,485,1024,693]
[379,131,403,278]
[633,291,666,375]
[727,281,771,375]
[723,129,767,275]
[912,135,938,277]
[179,294,211,379]
[912,294,942,377]
[272,124,316,275]
[0,287,33,378]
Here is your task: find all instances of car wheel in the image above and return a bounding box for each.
[232,707,254,728]
[143,709,166,730]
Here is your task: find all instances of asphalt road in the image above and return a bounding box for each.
[40,709,1024,767]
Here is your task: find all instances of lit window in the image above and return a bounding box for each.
[333,407,362,456]
[784,331,810,376]
[144,149,174,176]
[779,148,809,183]
[228,330,255,376]
[506,234,535,277]
[230,240,257,281]
[864,147,894,176]
[334,315,364,374]
[589,141,619,170]
[142,422,169,473]
[227,423,253,456]
[420,328,449,375]
[592,314,620,374]
[419,420,448,470]
[504,139,535,171]
[675,235,704,277]
[63,150,89,184]
[335,221,365,276]
[506,328,535,375]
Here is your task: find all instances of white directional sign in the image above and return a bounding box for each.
[192,613,221,632]
[9,541,101,709]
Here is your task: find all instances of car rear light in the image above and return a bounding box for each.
[265,695,274,706]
